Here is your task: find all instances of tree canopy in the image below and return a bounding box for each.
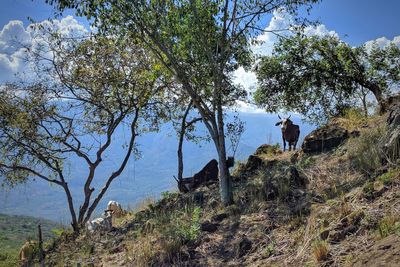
[254,33,400,123]
[0,30,169,231]
[45,0,319,205]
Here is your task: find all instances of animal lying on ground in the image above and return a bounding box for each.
[86,210,113,233]
[275,115,300,151]
[175,159,219,193]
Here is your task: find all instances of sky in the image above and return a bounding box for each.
[0,0,399,112]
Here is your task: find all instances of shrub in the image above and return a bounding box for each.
[377,167,400,185]
[129,205,201,265]
[377,215,400,238]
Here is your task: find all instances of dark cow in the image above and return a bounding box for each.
[175,159,219,193]
[275,115,300,151]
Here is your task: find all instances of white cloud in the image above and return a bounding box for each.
[251,9,294,57]
[303,24,338,38]
[364,36,400,52]
[0,16,88,83]
[233,10,295,111]
[233,100,266,114]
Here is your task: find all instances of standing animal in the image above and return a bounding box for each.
[275,115,300,151]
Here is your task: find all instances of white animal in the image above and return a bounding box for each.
[107,200,125,218]
[86,210,113,233]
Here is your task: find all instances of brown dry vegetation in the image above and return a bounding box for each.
[43,111,400,267]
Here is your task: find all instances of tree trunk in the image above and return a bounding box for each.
[216,98,233,206]
[177,101,192,180]
[361,87,368,117]
[360,80,385,113]
[61,182,79,232]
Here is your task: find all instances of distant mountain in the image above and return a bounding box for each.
[0,112,314,222]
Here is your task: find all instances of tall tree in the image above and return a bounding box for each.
[0,32,168,231]
[254,33,400,122]
[47,0,318,205]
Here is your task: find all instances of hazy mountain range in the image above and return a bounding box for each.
[0,112,314,223]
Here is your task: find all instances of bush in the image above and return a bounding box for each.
[129,205,201,265]
[378,215,400,238]
[377,167,400,185]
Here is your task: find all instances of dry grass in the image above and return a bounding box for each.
[346,125,387,175]
[312,240,329,262]
[300,153,364,199]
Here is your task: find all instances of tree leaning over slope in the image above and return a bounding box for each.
[46,0,319,206]
[0,33,169,232]
[254,33,400,122]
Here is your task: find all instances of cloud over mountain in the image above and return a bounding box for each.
[0,16,88,82]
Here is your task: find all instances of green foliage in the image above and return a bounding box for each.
[254,33,400,123]
[157,206,201,244]
[377,167,400,185]
[362,181,375,199]
[50,228,65,237]
[377,215,400,238]
[0,214,62,267]
[263,241,276,258]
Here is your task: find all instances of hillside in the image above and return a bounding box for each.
[29,102,400,266]
[0,214,62,267]
[0,112,314,221]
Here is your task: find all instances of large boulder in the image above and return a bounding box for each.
[302,125,349,153]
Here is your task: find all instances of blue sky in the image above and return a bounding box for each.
[1,0,399,46]
[1,0,399,106]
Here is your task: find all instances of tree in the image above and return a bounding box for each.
[254,33,400,123]
[47,0,318,205]
[173,99,203,183]
[0,32,168,231]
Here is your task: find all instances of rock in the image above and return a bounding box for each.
[302,125,349,153]
[290,151,300,163]
[212,213,229,222]
[289,166,307,187]
[329,225,358,242]
[200,221,218,233]
[236,236,252,258]
[245,155,264,172]
[254,144,281,156]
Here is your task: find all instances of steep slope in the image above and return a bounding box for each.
[43,104,399,267]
